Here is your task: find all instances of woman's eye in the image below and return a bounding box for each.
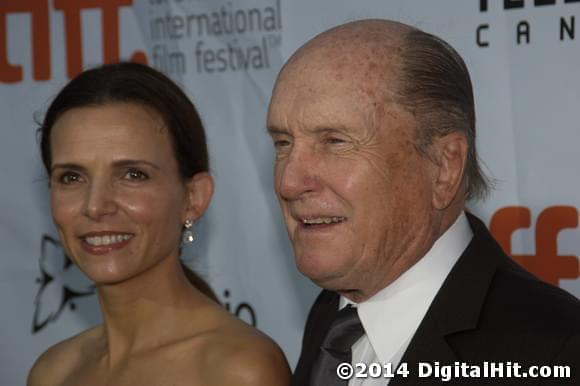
[124,169,149,181]
[57,172,81,185]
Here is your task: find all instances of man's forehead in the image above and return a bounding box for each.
[283,41,399,81]
[273,39,405,113]
[270,54,400,119]
[282,20,408,73]
[267,82,409,141]
[268,20,413,130]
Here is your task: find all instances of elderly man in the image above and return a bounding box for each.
[267,19,580,385]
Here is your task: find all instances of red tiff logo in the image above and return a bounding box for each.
[490,206,579,286]
[0,0,146,83]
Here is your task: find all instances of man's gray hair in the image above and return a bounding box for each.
[396,29,490,200]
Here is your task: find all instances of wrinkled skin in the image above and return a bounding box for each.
[267,20,467,302]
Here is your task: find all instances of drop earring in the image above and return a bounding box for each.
[183,219,195,244]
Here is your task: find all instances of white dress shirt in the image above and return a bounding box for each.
[341,212,473,386]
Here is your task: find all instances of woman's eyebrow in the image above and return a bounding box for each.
[112,159,161,170]
[50,163,86,173]
[50,160,162,173]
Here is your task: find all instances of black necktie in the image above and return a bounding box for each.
[310,305,365,386]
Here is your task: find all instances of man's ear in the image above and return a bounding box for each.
[182,172,214,222]
[430,132,468,210]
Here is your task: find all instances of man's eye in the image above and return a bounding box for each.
[273,139,291,148]
[124,169,149,180]
[325,137,346,145]
[58,172,81,185]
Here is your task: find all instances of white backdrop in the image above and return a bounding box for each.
[1,1,579,384]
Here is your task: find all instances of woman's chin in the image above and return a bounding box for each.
[80,264,135,287]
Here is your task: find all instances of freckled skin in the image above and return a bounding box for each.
[267,20,461,302]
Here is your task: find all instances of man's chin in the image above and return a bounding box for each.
[296,259,346,290]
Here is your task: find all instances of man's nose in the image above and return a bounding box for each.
[276,147,321,200]
[82,180,117,220]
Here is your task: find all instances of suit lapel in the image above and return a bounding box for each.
[430,213,503,336]
[392,213,504,385]
[292,290,340,386]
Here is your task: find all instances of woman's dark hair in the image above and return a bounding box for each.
[38,62,218,302]
[39,62,208,179]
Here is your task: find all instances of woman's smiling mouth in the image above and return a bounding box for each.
[80,232,134,254]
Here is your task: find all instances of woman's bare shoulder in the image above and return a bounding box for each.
[27,325,103,386]
[197,308,291,386]
[213,332,291,386]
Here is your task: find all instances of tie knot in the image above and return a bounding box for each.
[322,305,364,353]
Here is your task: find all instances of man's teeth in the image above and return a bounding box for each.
[84,234,133,246]
[302,217,346,225]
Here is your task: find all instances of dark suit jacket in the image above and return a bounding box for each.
[292,214,580,385]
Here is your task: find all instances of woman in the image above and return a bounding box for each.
[27,62,290,386]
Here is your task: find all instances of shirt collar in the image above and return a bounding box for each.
[340,212,473,363]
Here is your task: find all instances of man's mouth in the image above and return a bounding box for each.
[300,216,347,227]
